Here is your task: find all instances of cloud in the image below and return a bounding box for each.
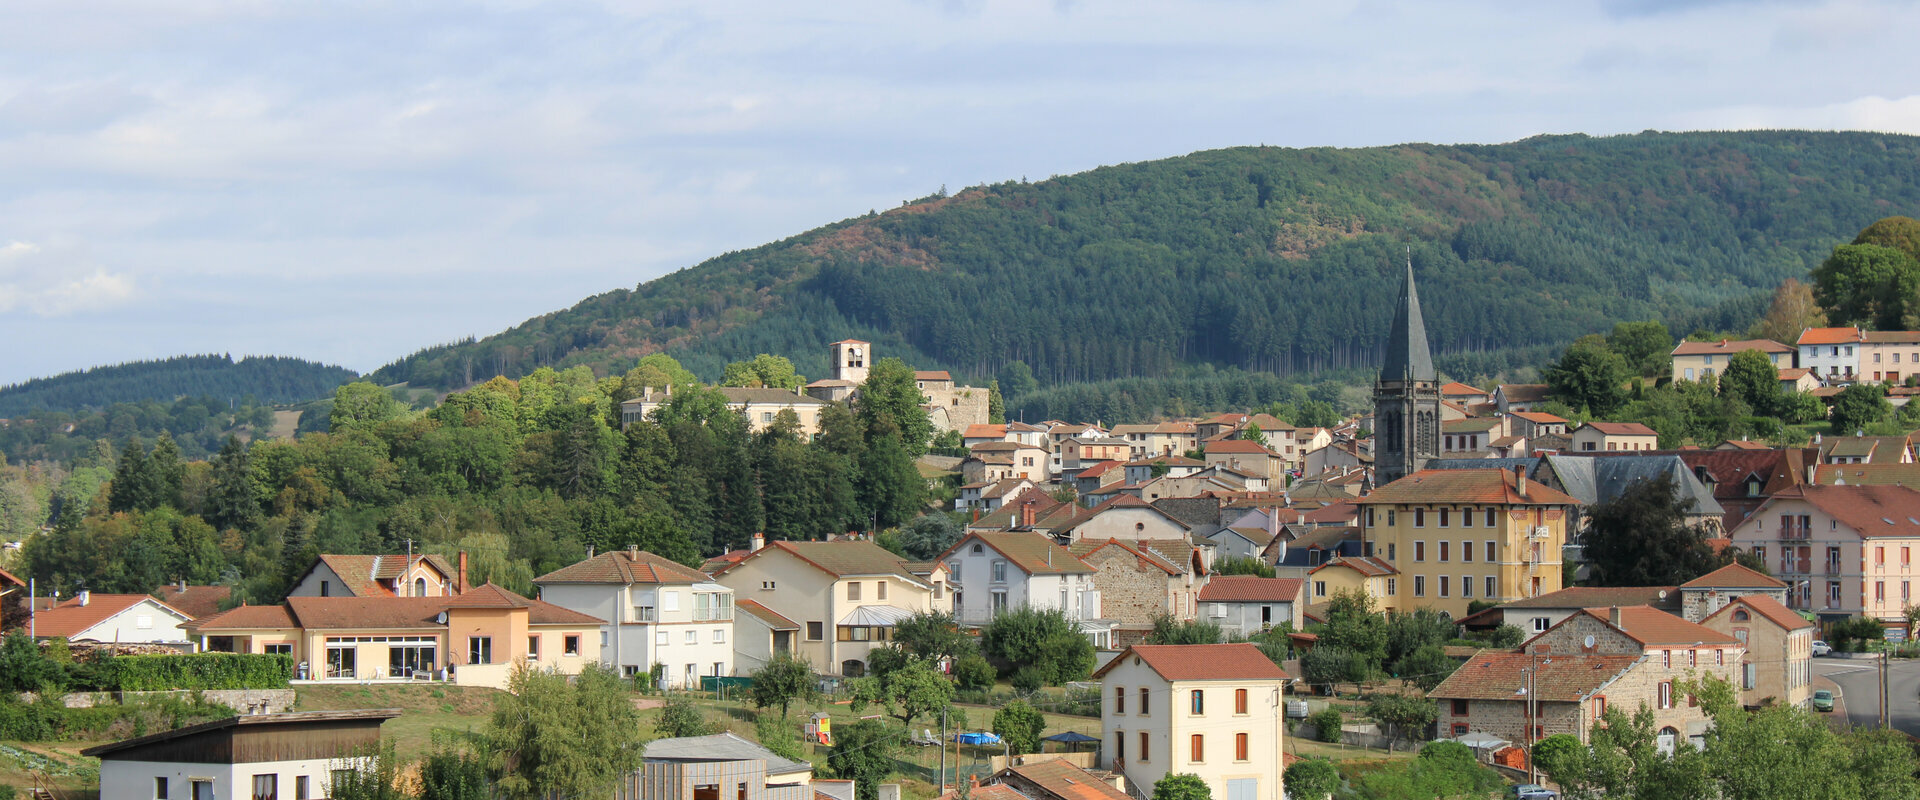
[1672,94,1920,134]
[0,239,136,317]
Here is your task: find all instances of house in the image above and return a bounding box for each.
[964,424,1012,449]
[1071,539,1207,645]
[1669,339,1793,383]
[185,584,605,689]
[980,758,1134,800]
[1862,331,1920,383]
[1441,417,1505,455]
[1816,433,1914,464]
[1455,585,1681,635]
[1194,413,1250,443]
[84,709,400,800]
[959,478,1039,514]
[1428,650,1640,745]
[1203,440,1285,483]
[1094,643,1288,800]
[1797,327,1864,383]
[733,599,802,674]
[625,731,817,800]
[623,386,833,435]
[286,553,467,599]
[1302,442,1366,478]
[1441,382,1491,404]
[29,591,195,648]
[971,442,1051,482]
[1073,461,1126,496]
[1492,384,1550,414]
[1508,412,1569,441]
[1675,563,1788,623]
[1207,524,1277,563]
[1569,422,1659,452]
[1056,496,1194,543]
[963,454,1021,485]
[1667,448,1802,531]
[534,546,738,685]
[1726,484,1920,625]
[1304,556,1396,606]
[710,540,947,677]
[1197,576,1305,636]
[939,532,1099,626]
[1698,594,1815,709]
[1357,467,1579,616]
[803,339,870,403]
[1112,422,1201,459]
[1267,526,1363,580]
[1524,606,1741,750]
[1123,455,1207,486]
[1778,367,1822,394]
[1061,436,1134,475]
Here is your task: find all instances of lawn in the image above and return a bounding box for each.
[294,683,502,760]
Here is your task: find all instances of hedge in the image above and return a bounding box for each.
[101,653,293,691]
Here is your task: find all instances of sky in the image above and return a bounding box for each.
[3,0,1920,387]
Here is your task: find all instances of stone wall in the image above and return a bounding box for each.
[1681,587,1788,623]
[1435,697,1587,744]
[53,688,297,714]
[1082,548,1171,627]
[925,386,991,433]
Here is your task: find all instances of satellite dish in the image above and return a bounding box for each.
[1584,635,1596,649]
[435,611,448,624]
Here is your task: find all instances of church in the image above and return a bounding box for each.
[1372,257,1442,484]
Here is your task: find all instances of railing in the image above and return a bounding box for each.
[692,609,734,622]
[1826,562,1842,576]
[634,606,656,621]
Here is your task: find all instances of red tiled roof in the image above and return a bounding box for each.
[300,554,459,597]
[31,594,190,639]
[1429,651,1637,702]
[1670,339,1793,356]
[1358,469,1580,506]
[1575,605,1741,646]
[1797,327,1863,345]
[153,585,233,619]
[964,424,1008,439]
[1577,421,1658,437]
[1004,759,1132,800]
[535,549,713,585]
[1310,555,1397,577]
[445,583,529,609]
[284,597,450,630]
[737,599,800,630]
[1091,643,1288,681]
[1679,564,1787,591]
[937,786,1029,800]
[1781,485,1920,538]
[185,604,298,632]
[1206,440,1276,456]
[915,371,953,381]
[1441,382,1490,397]
[1704,594,1813,632]
[1511,411,1568,425]
[1076,460,1122,478]
[0,566,22,588]
[1197,576,1305,604]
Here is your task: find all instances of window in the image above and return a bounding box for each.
[1414,576,1426,597]
[1486,509,1497,527]
[1141,688,1150,714]
[657,630,670,646]
[1190,734,1204,763]
[1314,581,1327,598]
[1140,731,1150,761]
[1452,723,1470,736]
[1733,609,1749,622]
[1415,541,1426,561]
[992,561,1008,583]
[807,622,824,641]
[296,776,310,800]
[1907,547,1913,567]
[1688,649,1697,667]
[1663,650,1672,668]
[157,777,170,800]
[685,630,698,644]
[1235,688,1249,714]
[1879,546,1886,566]
[1415,509,1426,527]
[1439,576,1450,597]
[319,580,330,597]
[1659,681,1673,709]
[600,631,609,647]
[1387,509,1396,526]
[1486,576,1498,597]
[252,773,278,800]
[1440,541,1450,562]
[528,635,541,660]
[1234,732,1249,761]
[1533,616,1551,632]
[662,590,680,612]
[264,643,293,656]
[848,582,862,601]
[1116,732,1125,762]
[415,577,427,597]
[1387,578,1397,595]
[1877,581,1886,602]
[878,581,888,600]
[469,636,493,665]
[713,629,726,643]
[1387,543,1396,560]
[1461,575,1473,598]
[1439,509,1450,527]
[1743,663,1757,690]
[1116,687,1126,714]
[1191,689,1205,714]
[1716,649,1724,665]
[1462,508,1475,529]
[1594,696,1606,719]
[1462,540,1473,562]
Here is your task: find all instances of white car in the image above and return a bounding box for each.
[1812,640,1832,656]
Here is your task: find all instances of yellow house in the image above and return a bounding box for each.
[183,584,605,690]
[1569,422,1660,452]
[1305,556,1396,609]
[711,539,948,677]
[1669,339,1793,383]
[1356,467,1578,617]
[1094,644,1289,800]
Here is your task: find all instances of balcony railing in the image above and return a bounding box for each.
[692,609,734,622]
[633,606,656,622]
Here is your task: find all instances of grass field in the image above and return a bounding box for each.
[294,684,502,760]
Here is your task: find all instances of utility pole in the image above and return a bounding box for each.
[940,706,948,793]
[1882,649,1892,729]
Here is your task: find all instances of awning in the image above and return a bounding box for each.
[838,605,917,627]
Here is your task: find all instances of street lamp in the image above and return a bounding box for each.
[1516,655,1551,784]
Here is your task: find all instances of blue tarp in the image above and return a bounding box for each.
[954,732,1003,745]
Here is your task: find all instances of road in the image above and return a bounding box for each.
[1813,656,1920,735]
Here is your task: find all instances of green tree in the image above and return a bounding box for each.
[327,742,406,800]
[1384,607,1457,665]
[1854,216,1920,259]
[1239,423,1263,442]
[1305,707,1343,743]
[1830,383,1891,434]
[954,653,996,691]
[749,652,820,717]
[1214,557,1276,577]
[1299,645,1366,695]
[1720,349,1780,413]
[1530,734,1584,787]
[891,612,970,662]
[1147,615,1223,645]
[858,358,935,455]
[1365,692,1436,747]
[1750,278,1828,345]
[1390,644,1457,691]
[979,607,1095,685]
[1607,321,1674,378]
[987,380,1006,424]
[329,382,404,432]
[754,713,807,763]
[1547,336,1629,415]
[1151,773,1211,800]
[826,720,897,800]
[1283,758,1340,800]
[205,435,262,532]
[656,691,719,738]
[721,354,804,390]
[1813,243,1920,331]
[849,658,954,729]
[997,361,1038,401]
[993,700,1047,755]
[1582,474,1728,586]
[418,749,491,800]
[897,515,961,561]
[484,665,645,800]
[1318,589,1387,668]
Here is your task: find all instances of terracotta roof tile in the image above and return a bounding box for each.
[1575,605,1741,646]
[535,549,712,585]
[1797,327,1864,345]
[1781,485,1920,538]
[737,599,800,630]
[153,585,232,619]
[1205,440,1277,456]
[1578,421,1659,437]
[1429,651,1637,701]
[185,604,298,632]
[1483,586,1679,611]
[1004,760,1132,800]
[1679,563,1787,590]
[1310,555,1397,577]
[758,540,924,580]
[941,532,1094,575]
[1090,643,1288,681]
[1358,469,1580,506]
[1071,539,1181,576]
[1441,382,1490,397]
[31,594,191,639]
[1511,411,1568,425]
[1670,339,1793,356]
[1197,576,1304,604]
[964,424,1008,439]
[1704,594,1813,632]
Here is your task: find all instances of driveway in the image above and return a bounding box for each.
[1812,656,1920,735]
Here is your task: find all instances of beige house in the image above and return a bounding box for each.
[1095,644,1289,800]
[534,547,738,687]
[1727,484,1920,625]
[1057,496,1193,542]
[1357,467,1578,617]
[1670,339,1793,383]
[185,585,605,689]
[1305,556,1396,606]
[1778,368,1822,394]
[1676,563,1788,622]
[1570,421,1659,452]
[1863,331,1920,384]
[622,387,830,435]
[1508,411,1568,440]
[1699,594,1815,709]
[971,442,1051,481]
[286,554,466,598]
[1112,422,1201,459]
[1203,440,1285,482]
[711,540,948,676]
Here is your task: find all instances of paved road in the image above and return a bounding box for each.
[1813,656,1920,735]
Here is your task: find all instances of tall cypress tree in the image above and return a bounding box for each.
[207,435,263,532]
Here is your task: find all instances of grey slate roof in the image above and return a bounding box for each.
[1151,497,1223,528]
[1424,454,1723,516]
[644,732,811,775]
[1380,258,1436,382]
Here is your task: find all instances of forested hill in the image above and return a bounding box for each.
[370,130,1920,392]
[0,354,357,416]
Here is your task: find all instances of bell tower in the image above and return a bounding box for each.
[830,339,871,384]
[1373,253,1441,486]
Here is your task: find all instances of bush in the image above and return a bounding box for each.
[1010,667,1045,694]
[102,653,293,691]
[1283,758,1340,800]
[1306,708,1343,743]
[1829,617,1887,653]
[954,654,996,691]
[1151,773,1211,800]
[993,701,1046,755]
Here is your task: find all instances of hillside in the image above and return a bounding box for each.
[0,354,356,416]
[369,131,1920,394]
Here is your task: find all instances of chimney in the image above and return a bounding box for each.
[178,578,186,592]
[457,551,469,594]
[586,545,594,559]
[628,544,640,558]
[1513,465,1528,497]
[1609,606,1622,628]
[1022,502,1037,529]
[1268,509,1280,540]
[972,508,981,523]
[77,589,90,607]
[751,532,766,552]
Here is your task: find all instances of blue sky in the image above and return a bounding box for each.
[2,0,1917,386]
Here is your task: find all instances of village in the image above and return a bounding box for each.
[6,262,1917,800]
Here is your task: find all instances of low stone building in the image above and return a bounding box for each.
[1677,563,1789,623]
[1699,594,1816,709]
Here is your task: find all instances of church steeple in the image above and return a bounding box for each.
[1373,250,1441,486]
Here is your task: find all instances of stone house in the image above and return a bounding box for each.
[1676,563,1788,623]
[1455,585,1680,636]
[971,441,1051,482]
[1699,594,1815,709]
[622,386,831,435]
[1071,539,1207,645]
[1492,384,1549,414]
[1429,650,1639,745]
[957,478,1038,514]
[1095,644,1290,800]
[1056,496,1194,542]
[1525,606,1741,751]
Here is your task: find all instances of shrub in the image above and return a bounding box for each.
[1010,667,1045,694]
[993,701,1047,755]
[1284,758,1341,800]
[102,653,293,691]
[954,653,996,691]
[1306,708,1343,743]
[1151,773,1211,800]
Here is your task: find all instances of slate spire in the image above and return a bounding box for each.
[1381,252,1435,382]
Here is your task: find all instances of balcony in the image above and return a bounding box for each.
[633,606,656,622]
[692,608,734,622]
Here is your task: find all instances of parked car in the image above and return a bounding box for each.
[1509,785,1559,799]
[1812,640,1832,656]
[1812,689,1835,712]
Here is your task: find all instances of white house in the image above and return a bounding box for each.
[534,546,737,687]
[939,532,1099,626]
[30,592,195,649]
[85,709,398,800]
[1195,576,1305,637]
[1798,327,1864,383]
[1095,644,1289,800]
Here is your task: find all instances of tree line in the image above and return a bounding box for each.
[0,354,353,417]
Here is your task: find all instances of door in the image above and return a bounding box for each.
[1226,778,1256,800]
[1656,727,1679,756]
[326,646,356,679]
[193,781,215,800]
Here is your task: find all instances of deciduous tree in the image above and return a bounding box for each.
[484,665,645,800]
